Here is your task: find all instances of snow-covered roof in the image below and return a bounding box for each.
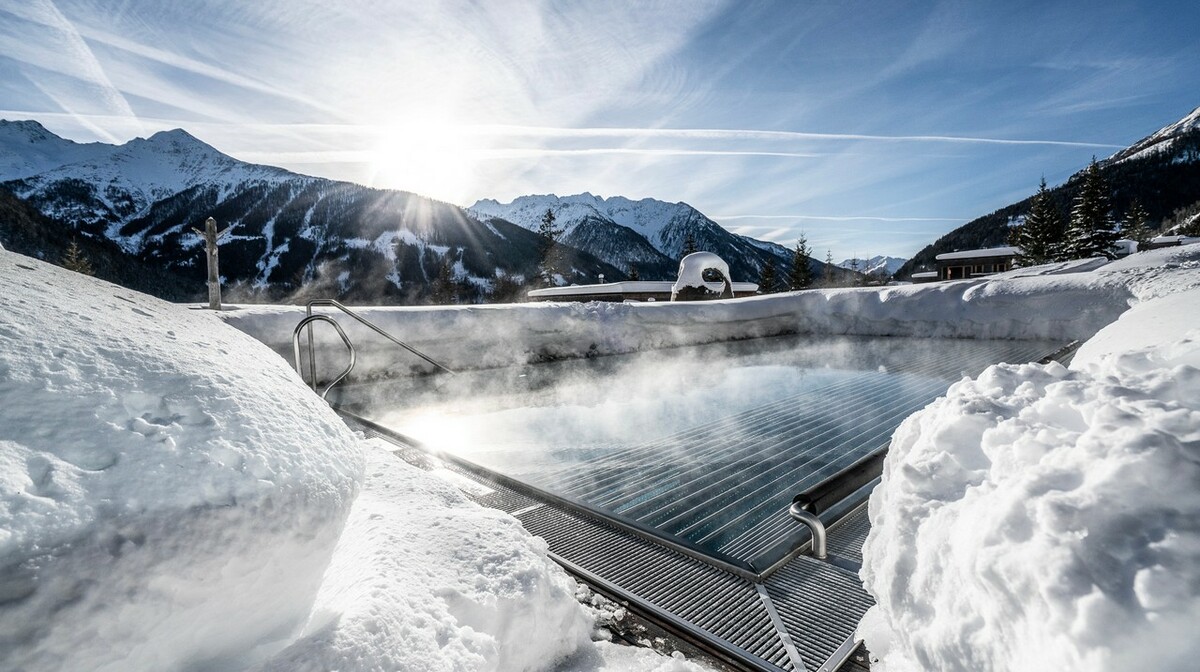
[526,280,757,298]
[909,271,938,279]
[935,246,1019,261]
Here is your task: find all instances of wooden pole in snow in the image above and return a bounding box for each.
[191,216,232,310]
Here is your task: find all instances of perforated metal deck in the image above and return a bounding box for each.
[352,417,874,672]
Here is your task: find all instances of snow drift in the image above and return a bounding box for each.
[221,245,1200,381]
[250,440,593,672]
[0,249,365,670]
[859,286,1200,671]
[0,248,708,672]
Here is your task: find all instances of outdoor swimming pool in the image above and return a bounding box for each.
[334,334,1066,570]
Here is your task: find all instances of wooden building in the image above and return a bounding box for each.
[934,246,1018,280]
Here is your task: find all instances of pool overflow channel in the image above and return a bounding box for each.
[294,304,1079,672]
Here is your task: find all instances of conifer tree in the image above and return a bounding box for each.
[682,232,698,257]
[1010,177,1066,266]
[1064,158,1119,259]
[787,234,813,290]
[61,238,95,276]
[758,258,777,294]
[431,256,456,304]
[822,250,835,287]
[627,263,639,281]
[536,208,564,286]
[1122,200,1153,250]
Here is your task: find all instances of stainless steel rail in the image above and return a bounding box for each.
[293,299,454,399]
[292,315,355,400]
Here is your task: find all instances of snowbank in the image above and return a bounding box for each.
[252,440,593,671]
[0,250,364,670]
[219,245,1200,380]
[859,286,1200,671]
[0,249,713,672]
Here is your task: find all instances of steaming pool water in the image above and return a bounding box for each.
[334,334,1065,568]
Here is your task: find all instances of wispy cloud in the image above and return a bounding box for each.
[1,0,141,140]
[714,214,967,222]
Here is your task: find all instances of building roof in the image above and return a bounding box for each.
[935,246,1019,262]
[527,280,758,299]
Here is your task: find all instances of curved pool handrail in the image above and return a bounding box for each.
[304,299,455,378]
[292,314,356,400]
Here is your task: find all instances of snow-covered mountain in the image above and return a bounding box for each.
[469,193,825,282]
[898,105,1200,279]
[1107,105,1200,165]
[837,255,907,278]
[1,121,845,302]
[0,121,622,303]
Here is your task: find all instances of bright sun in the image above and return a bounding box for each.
[368,116,477,203]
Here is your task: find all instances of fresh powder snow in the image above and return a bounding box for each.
[0,249,714,672]
[858,286,1200,669]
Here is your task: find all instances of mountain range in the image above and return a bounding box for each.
[896,106,1200,278]
[0,120,846,304]
[836,255,907,278]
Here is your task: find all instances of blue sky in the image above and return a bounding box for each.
[1,0,1198,260]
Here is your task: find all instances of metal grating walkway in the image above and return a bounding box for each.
[352,417,874,672]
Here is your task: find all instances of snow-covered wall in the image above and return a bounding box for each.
[220,245,1200,381]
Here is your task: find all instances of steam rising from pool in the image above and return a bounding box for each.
[336,334,1065,563]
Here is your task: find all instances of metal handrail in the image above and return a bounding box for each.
[293,299,455,400]
[292,315,356,400]
[788,502,828,560]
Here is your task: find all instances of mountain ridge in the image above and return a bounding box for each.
[0,121,840,302]
[897,105,1200,278]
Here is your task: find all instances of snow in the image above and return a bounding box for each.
[222,245,1200,379]
[858,267,1200,670]
[469,193,696,248]
[250,439,592,672]
[0,248,713,672]
[934,246,1019,261]
[0,249,363,670]
[4,230,1199,671]
[671,251,733,299]
[838,255,908,276]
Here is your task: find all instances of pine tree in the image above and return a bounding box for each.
[758,258,777,294]
[1064,158,1119,259]
[1010,177,1066,265]
[61,238,95,276]
[682,232,698,256]
[431,256,456,304]
[787,234,813,290]
[627,263,639,281]
[490,273,525,303]
[1121,200,1153,250]
[822,250,835,287]
[536,208,564,286]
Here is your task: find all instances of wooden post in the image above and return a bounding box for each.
[191,216,232,310]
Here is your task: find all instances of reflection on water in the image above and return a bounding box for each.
[338,334,1062,565]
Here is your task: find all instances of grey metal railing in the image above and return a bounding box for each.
[292,299,454,400]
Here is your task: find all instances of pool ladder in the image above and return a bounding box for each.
[292,299,454,400]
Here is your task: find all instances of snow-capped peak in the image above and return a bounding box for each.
[468,192,697,241]
[0,119,112,182]
[1107,105,1200,164]
[837,255,908,277]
